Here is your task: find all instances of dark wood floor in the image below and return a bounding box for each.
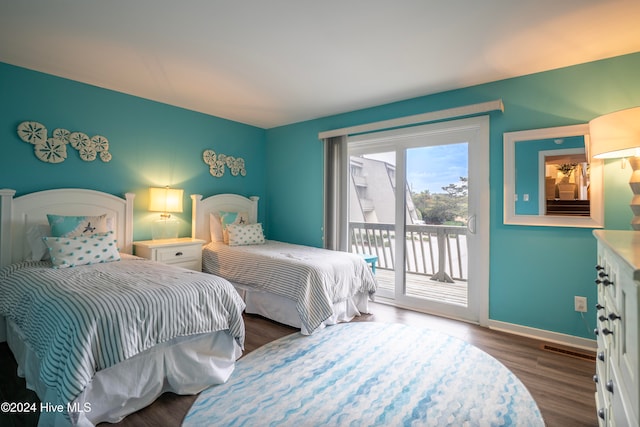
[1,302,598,427]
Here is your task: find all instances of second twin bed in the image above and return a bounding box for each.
[191,193,378,335]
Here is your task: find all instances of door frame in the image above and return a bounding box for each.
[348,116,489,326]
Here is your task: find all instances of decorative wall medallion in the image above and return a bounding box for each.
[17,121,47,145]
[36,138,67,163]
[17,121,112,164]
[203,149,246,178]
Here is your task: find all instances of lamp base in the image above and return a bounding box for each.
[151,218,180,240]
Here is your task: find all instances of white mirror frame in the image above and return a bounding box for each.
[503,124,604,228]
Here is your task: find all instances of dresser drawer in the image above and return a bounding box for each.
[593,230,640,427]
[155,244,200,263]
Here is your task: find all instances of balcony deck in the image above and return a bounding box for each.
[374,268,468,306]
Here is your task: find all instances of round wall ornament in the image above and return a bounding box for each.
[35,138,67,163]
[17,121,47,145]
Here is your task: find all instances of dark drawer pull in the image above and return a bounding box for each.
[175,251,183,257]
[606,380,614,393]
[598,408,605,420]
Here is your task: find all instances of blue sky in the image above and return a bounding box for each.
[365,142,468,194]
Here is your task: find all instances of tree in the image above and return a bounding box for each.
[442,177,467,197]
[411,177,468,225]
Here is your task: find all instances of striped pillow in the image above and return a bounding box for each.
[226,223,265,246]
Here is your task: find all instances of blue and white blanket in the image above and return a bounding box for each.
[0,257,245,415]
[202,240,377,334]
[185,322,545,426]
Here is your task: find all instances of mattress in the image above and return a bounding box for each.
[0,256,246,425]
[202,240,377,334]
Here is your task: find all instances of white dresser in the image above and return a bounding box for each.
[593,230,639,426]
[134,238,205,271]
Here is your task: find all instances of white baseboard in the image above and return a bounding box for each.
[488,319,596,351]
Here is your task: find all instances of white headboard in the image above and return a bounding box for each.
[191,193,259,243]
[0,188,135,267]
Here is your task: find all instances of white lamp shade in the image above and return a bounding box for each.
[149,187,184,213]
[589,106,640,159]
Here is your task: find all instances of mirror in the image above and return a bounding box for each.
[503,124,604,227]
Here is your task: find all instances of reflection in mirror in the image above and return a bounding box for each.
[542,149,589,216]
[515,135,589,216]
[504,124,603,228]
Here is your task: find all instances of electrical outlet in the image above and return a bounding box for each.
[574,296,587,312]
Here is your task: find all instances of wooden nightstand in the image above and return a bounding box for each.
[134,238,206,271]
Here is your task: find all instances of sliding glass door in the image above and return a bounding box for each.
[347,117,489,324]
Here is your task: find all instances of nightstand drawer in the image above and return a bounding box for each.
[155,245,200,263]
[134,238,205,272]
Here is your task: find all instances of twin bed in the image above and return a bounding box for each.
[0,188,377,426]
[0,189,245,426]
[191,193,377,335]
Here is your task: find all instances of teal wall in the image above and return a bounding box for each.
[265,52,640,340]
[0,62,267,240]
[3,52,639,341]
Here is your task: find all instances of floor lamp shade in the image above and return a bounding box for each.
[589,107,640,229]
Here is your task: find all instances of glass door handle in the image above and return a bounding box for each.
[467,214,477,234]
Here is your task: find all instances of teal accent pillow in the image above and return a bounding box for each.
[47,214,109,237]
[227,223,265,246]
[43,231,120,269]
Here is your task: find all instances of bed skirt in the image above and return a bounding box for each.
[7,320,242,427]
[236,285,370,334]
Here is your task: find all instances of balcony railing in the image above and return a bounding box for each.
[349,222,468,282]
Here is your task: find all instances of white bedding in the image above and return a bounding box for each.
[0,255,245,425]
[202,240,377,334]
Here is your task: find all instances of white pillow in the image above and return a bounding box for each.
[227,223,265,246]
[210,213,224,243]
[43,232,120,268]
[26,224,51,261]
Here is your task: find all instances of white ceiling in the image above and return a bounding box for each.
[1,0,639,129]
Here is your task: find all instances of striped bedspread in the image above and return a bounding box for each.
[202,240,377,334]
[0,257,245,413]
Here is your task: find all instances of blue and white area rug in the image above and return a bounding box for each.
[183,323,544,426]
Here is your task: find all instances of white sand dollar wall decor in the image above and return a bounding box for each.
[17,121,112,164]
[203,149,246,177]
